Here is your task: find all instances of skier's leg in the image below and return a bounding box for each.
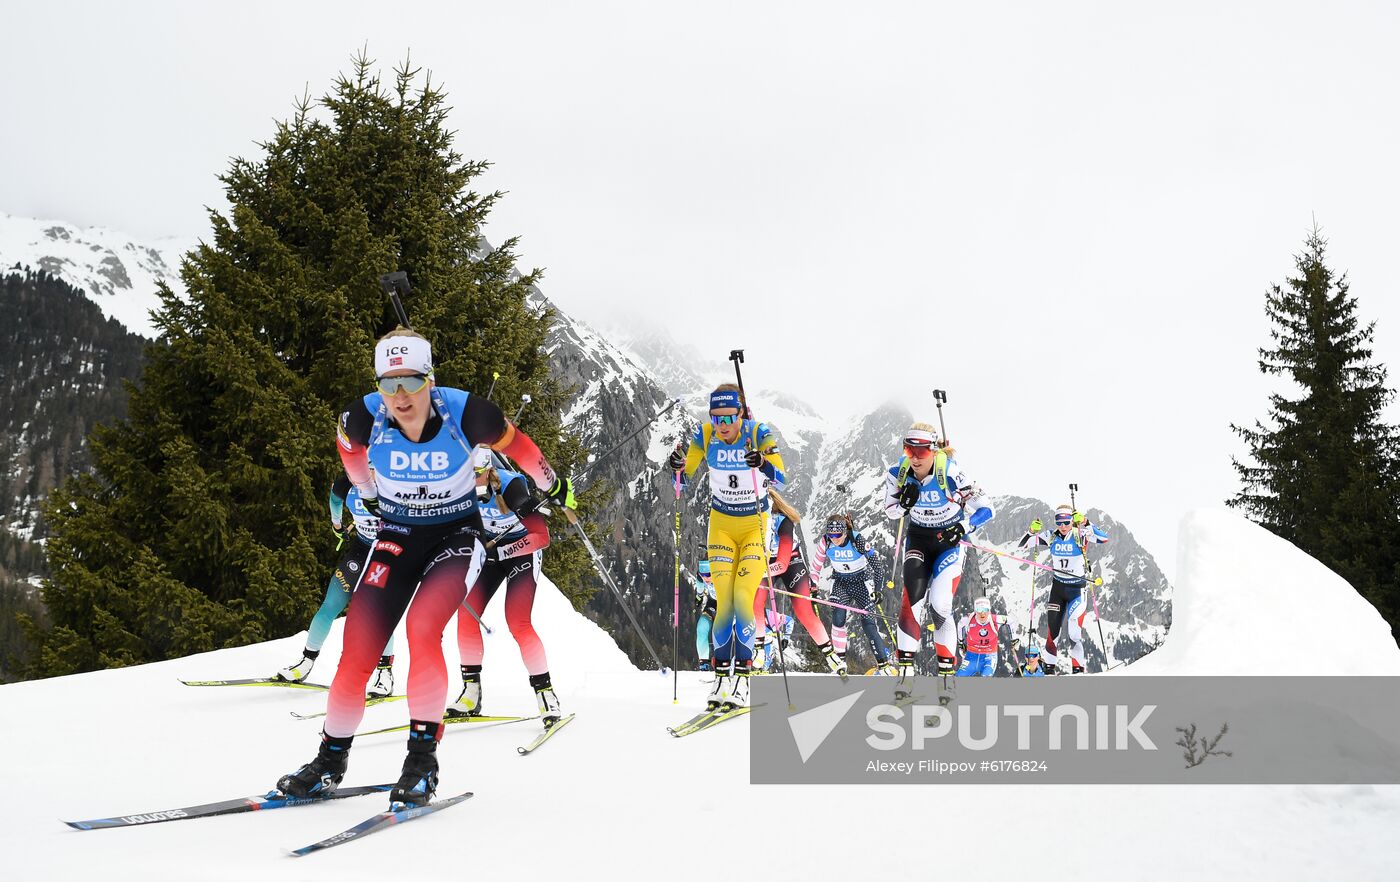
[730,514,766,666]
[785,562,829,644]
[323,545,420,737]
[695,614,713,664]
[503,551,548,675]
[455,560,503,668]
[1043,582,1067,672]
[404,533,484,725]
[708,515,739,669]
[928,545,962,670]
[1066,592,1087,672]
[831,604,849,656]
[898,541,932,656]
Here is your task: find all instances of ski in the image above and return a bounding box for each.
[289,791,473,857]
[64,784,392,831]
[180,677,329,691]
[517,714,576,755]
[356,714,536,738]
[291,694,406,720]
[666,708,720,736]
[669,704,754,738]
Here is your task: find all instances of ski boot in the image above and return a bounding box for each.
[276,731,351,798]
[752,635,769,674]
[875,658,899,677]
[819,643,848,679]
[367,655,394,698]
[935,654,957,677]
[722,663,752,711]
[530,672,563,728]
[706,665,734,710]
[697,660,712,672]
[893,650,916,703]
[389,720,441,810]
[275,649,318,683]
[449,665,483,716]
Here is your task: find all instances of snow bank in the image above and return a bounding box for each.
[1125,508,1400,675]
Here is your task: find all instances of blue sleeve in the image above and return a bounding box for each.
[968,506,993,530]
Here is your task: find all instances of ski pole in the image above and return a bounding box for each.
[672,470,682,703]
[574,398,682,483]
[1070,483,1112,670]
[957,540,1103,585]
[458,589,494,636]
[728,349,792,711]
[513,394,531,423]
[486,371,500,402]
[1027,547,1039,652]
[561,506,669,674]
[379,271,413,329]
[932,389,948,442]
[764,585,900,627]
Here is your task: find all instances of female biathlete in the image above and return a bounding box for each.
[452,446,560,723]
[275,329,573,810]
[883,424,994,677]
[1019,505,1109,674]
[811,513,894,675]
[274,474,396,697]
[667,383,785,711]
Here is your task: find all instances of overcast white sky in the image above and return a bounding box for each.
[5,1,1400,576]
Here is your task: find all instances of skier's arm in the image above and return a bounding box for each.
[329,474,351,530]
[853,532,885,585]
[750,423,785,489]
[882,470,906,520]
[336,399,378,500]
[810,537,829,584]
[948,462,994,532]
[499,473,533,514]
[466,396,562,496]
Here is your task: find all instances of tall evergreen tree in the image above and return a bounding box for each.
[25,55,593,677]
[1230,227,1400,638]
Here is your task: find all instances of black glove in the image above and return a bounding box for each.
[896,482,919,511]
[666,447,686,471]
[939,522,966,544]
[514,494,544,518]
[744,448,764,469]
[361,495,381,517]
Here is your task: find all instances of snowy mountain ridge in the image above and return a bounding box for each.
[0,212,192,339]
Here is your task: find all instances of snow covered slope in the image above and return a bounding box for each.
[0,213,192,338]
[1125,509,1400,675]
[4,530,1400,881]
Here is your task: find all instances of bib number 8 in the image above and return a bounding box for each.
[728,474,739,489]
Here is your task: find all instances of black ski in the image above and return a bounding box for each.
[64,784,392,830]
[289,791,474,856]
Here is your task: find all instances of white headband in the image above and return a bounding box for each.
[904,427,936,445]
[375,336,433,378]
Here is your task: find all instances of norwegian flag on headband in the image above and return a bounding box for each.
[390,357,403,366]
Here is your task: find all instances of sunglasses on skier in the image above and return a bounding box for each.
[903,440,934,459]
[710,413,740,426]
[825,523,847,538]
[376,373,431,396]
[974,602,991,614]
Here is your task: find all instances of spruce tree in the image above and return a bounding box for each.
[25,55,592,677]
[1230,227,1400,638]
